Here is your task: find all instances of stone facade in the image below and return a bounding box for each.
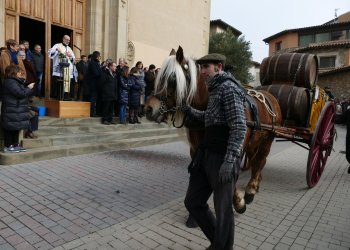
[318,69,350,100]
[1,0,211,68]
[86,0,128,62]
[86,0,211,68]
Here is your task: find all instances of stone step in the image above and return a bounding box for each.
[35,122,169,136]
[0,134,181,165]
[0,115,181,165]
[23,127,178,148]
[38,116,106,126]
[38,116,150,126]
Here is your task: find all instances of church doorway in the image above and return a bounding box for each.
[19,16,46,96]
[51,25,73,49]
[19,16,45,52]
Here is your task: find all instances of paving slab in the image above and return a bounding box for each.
[0,125,349,249]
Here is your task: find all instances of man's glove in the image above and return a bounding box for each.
[218,160,236,184]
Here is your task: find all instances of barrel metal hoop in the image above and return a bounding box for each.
[285,86,296,121]
[265,57,273,85]
[294,53,307,86]
[273,54,283,82]
[288,53,297,81]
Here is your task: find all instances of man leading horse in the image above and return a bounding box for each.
[182,53,246,250]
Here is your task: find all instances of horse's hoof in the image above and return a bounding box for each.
[244,193,255,204]
[235,204,246,214]
[185,216,198,228]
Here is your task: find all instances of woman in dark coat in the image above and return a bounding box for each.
[100,62,118,125]
[85,51,102,117]
[128,67,144,124]
[118,66,131,124]
[1,65,35,152]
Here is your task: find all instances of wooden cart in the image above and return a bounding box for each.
[251,86,336,188]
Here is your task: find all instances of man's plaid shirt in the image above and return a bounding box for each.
[189,72,246,163]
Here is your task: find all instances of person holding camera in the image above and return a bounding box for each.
[1,64,34,153]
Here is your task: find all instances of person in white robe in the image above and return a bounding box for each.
[48,35,75,99]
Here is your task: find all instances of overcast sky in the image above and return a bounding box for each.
[210,0,350,63]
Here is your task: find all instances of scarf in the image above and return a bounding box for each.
[207,71,246,98]
[207,72,227,92]
[10,50,18,65]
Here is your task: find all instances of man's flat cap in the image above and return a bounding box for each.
[196,53,226,64]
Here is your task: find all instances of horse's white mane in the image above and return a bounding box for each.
[154,55,197,106]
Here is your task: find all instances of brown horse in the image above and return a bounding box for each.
[144,46,282,213]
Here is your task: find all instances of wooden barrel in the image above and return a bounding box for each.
[260,53,318,89]
[256,85,310,127]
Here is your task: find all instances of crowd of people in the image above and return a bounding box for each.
[47,35,159,125]
[76,53,158,125]
[0,35,159,153]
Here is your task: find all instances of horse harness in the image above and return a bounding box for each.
[155,93,188,128]
[244,89,277,146]
[155,76,278,132]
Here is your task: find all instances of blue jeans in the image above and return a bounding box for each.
[36,72,43,96]
[119,104,127,123]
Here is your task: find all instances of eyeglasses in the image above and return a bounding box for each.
[19,48,25,50]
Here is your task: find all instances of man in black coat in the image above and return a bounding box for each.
[76,55,88,101]
[145,64,156,101]
[100,62,118,124]
[85,51,102,116]
[31,44,44,97]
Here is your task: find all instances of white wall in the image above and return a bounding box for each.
[128,0,211,67]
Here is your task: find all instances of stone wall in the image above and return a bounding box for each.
[317,69,350,100]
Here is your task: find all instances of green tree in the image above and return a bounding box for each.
[209,29,253,84]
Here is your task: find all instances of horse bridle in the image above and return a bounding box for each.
[156,95,179,115]
[154,67,192,127]
[154,94,187,128]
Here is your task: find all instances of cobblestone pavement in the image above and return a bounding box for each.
[0,125,349,250]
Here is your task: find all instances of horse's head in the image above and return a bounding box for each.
[144,46,198,124]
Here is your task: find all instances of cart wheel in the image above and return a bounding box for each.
[307,101,335,188]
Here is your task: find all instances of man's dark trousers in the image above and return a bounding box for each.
[184,149,239,250]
